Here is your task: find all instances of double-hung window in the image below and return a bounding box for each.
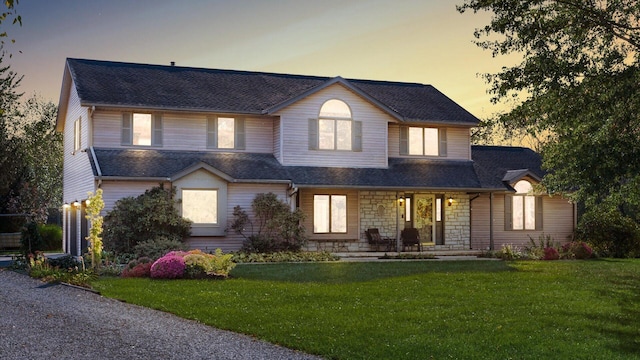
[309,99,362,151]
[505,180,543,231]
[400,126,447,157]
[207,116,245,150]
[122,113,163,146]
[314,194,347,233]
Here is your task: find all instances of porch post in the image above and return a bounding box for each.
[489,192,494,251]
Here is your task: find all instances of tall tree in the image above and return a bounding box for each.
[458,0,640,215]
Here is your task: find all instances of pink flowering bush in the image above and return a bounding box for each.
[561,241,593,259]
[543,247,560,260]
[150,254,186,279]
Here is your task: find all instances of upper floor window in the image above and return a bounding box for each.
[400,126,447,157]
[309,99,362,152]
[207,116,245,150]
[74,117,81,152]
[506,180,542,231]
[122,113,163,147]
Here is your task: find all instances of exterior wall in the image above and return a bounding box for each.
[276,84,392,167]
[388,124,472,160]
[470,193,575,250]
[92,110,274,153]
[63,79,96,204]
[187,183,290,252]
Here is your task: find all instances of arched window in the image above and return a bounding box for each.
[512,180,535,230]
[318,99,353,150]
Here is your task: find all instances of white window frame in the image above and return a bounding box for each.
[182,189,218,225]
[313,194,347,234]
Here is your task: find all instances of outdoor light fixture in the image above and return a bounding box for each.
[73,200,81,207]
[448,196,454,206]
[398,196,404,207]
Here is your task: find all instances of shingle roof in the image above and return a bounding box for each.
[471,145,544,189]
[65,58,479,125]
[90,148,485,190]
[90,146,543,191]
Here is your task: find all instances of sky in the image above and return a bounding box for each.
[6,0,519,119]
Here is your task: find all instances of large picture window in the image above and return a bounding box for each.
[314,194,347,233]
[182,189,218,224]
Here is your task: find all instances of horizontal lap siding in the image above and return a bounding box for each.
[388,124,471,160]
[93,111,273,153]
[299,188,360,241]
[63,81,95,203]
[277,84,390,167]
[99,181,160,214]
[213,183,290,251]
[470,193,575,250]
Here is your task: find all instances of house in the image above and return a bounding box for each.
[56,58,576,255]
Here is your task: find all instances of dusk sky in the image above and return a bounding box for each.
[7,0,519,119]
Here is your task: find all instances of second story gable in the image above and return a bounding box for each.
[56,58,480,169]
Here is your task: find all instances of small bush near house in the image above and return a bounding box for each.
[121,257,153,278]
[103,184,192,255]
[133,236,188,260]
[561,241,593,259]
[575,209,640,258]
[230,193,307,253]
[20,222,44,256]
[38,224,62,251]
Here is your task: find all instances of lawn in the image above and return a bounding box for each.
[92,260,640,359]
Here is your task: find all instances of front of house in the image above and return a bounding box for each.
[56,59,576,255]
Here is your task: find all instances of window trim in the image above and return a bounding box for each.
[400,126,447,157]
[206,116,245,150]
[181,188,219,226]
[313,194,348,234]
[121,112,163,147]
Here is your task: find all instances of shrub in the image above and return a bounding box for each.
[543,247,560,260]
[103,184,192,254]
[122,258,153,278]
[38,224,62,250]
[575,209,640,258]
[150,254,186,279]
[133,237,188,260]
[48,255,80,270]
[21,221,44,256]
[561,241,593,259]
[231,193,307,253]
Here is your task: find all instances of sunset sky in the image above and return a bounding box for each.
[7,0,519,119]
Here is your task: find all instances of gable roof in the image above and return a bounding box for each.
[57,58,480,129]
[471,145,545,189]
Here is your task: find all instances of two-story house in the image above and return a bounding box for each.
[56,59,576,255]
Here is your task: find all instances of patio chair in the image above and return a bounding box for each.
[365,228,394,252]
[401,228,422,252]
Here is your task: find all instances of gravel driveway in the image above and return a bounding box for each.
[0,270,321,360]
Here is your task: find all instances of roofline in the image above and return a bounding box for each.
[263,76,405,121]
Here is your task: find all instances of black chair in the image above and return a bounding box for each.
[401,228,422,252]
[366,228,394,251]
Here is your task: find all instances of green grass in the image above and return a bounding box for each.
[92,260,640,359]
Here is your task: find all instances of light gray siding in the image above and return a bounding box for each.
[276,84,391,167]
[62,80,96,204]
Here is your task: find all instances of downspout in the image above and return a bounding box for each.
[89,146,103,188]
[489,192,494,251]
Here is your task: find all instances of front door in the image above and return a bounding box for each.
[414,194,434,244]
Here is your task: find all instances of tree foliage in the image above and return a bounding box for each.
[231,192,307,252]
[102,185,192,254]
[458,0,640,216]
